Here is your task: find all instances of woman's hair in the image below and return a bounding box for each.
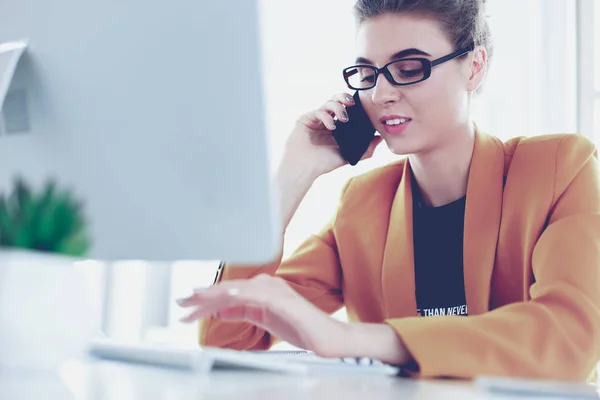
[352,0,494,63]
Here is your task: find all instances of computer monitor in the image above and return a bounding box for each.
[0,0,280,263]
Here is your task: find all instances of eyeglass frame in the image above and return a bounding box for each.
[342,43,476,90]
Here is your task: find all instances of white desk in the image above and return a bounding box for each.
[0,358,527,400]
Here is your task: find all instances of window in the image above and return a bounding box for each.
[595,0,600,146]
[576,0,598,145]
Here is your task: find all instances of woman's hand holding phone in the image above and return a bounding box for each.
[275,93,382,234]
[283,92,382,181]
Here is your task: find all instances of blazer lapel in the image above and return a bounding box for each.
[463,130,505,315]
[380,129,505,318]
[381,160,417,318]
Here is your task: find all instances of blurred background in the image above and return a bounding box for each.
[46,0,599,349]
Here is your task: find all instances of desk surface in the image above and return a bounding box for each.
[0,358,526,400]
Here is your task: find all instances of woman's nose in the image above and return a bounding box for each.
[370,73,402,106]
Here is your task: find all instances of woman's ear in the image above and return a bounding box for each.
[467,46,488,93]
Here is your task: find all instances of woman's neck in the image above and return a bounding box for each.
[407,124,476,208]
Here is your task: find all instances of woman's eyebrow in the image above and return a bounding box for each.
[355,48,432,64]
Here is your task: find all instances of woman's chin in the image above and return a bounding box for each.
[382,136,424,156]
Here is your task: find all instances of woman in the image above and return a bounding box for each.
[177,0,600,380]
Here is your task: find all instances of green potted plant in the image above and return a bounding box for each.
[0,176,91,256]
[0,176,97,371]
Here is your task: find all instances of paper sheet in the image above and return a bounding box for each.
[0,39,28,111]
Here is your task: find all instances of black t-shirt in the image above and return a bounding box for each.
[411,176,468,317]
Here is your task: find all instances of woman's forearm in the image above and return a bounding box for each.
[274,158,317,235]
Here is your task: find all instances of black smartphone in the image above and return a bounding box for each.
[331,91,377,166]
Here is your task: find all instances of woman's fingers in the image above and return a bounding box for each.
[178,293,240,322]
[320,92,356,123]
[179,308,206,323]
[215,304,267,322]
[298,92,355,131]
[312,109,337,130]
[177,275,281,322]
[177,275,339,353]
[332,92,355,107]
[177,286,241,323]
[177,281,245,306]
[321,100,349,123]
[298,109,336,131]
[180,301,267,324]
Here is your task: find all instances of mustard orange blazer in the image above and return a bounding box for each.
[200,130,600,380]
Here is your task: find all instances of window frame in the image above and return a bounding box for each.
[576,0,597,141]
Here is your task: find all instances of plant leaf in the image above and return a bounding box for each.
[0,194,18,246]
[35,190,61,249]
[55,228,91,257]
[0,195,12,245]
[15,178,35,248]
[13,229,33,249]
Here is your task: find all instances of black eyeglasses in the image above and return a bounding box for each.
[342,44,475,90]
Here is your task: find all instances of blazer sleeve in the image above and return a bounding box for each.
[198,181,351,350]
[386,136,600,380]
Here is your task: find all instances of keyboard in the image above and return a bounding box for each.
[88,338,400,376]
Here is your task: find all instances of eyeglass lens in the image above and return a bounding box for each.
[344,59,426,89]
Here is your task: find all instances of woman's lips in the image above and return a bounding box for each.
[380,115,412,135]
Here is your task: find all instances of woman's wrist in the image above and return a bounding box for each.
[341,322,413,366]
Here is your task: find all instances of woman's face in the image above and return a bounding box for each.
[354,13,485,156]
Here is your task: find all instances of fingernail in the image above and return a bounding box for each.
[329,121,337,130]
[176,298,186,305]
[227,288,241,296]
[345,95,354,102]
[341,111,348,121]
